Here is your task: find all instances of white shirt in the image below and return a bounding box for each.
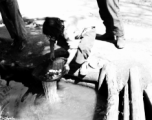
[63,16,95,49]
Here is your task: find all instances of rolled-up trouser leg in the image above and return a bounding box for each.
[74,26,96,64]
[67,27,96,75]
[1,0,27,41]
[97,0,124,37]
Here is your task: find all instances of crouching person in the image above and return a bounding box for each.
[42,17,96,76]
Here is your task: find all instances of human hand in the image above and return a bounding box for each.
[63,64,70,74]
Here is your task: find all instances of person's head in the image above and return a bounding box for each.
[43,17,64,40]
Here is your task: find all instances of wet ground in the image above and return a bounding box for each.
[25,81,107,120]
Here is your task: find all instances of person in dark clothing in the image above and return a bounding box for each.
[96,0,125,49]
[0,0,28,51]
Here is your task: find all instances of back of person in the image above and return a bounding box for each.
[42,17,96,75]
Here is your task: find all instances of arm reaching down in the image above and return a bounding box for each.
[64,38,81,73]
[66,48,77,64]
[64,48,78,74]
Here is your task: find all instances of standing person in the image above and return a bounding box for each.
[0,0,28,51]
[96,0,125,49]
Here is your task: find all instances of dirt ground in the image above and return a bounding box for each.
[0,0,152,120]
[15,0,152,88]
[1,0,152,42]
[0,0,151,41]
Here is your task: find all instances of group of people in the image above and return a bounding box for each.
[0,0,125,74]
[42,0,126,74]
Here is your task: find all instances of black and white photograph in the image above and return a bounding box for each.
[0,0,152,120]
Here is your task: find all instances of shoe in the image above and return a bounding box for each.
[116,36,125,49]
[96,33,115,41]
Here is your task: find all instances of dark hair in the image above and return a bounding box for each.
[43,17,64,39]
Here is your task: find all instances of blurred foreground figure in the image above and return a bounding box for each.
[43,17,96,75]
[0,0,27,51]
[96,0,125,49]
